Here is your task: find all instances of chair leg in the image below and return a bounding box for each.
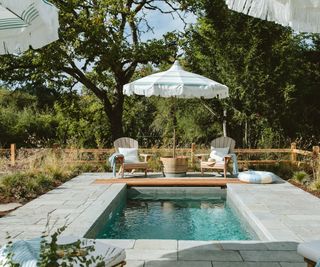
[201,166,204,176]
[223,165,227,178]
[305,258,316,267]
[145,168,147,177]
[118,166,122,177]
[121,164,124,178]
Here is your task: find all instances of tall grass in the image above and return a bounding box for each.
[0,150,107,203]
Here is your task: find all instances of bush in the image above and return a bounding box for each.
[247,162,299,180]
[292,171,310,184]
[0,151,93,202]
[310,179,320,191]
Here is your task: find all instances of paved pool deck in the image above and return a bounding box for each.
[0,172,319,266]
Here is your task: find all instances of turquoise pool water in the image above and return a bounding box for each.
[95,193,254,240]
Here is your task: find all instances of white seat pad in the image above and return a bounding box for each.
[0,236,125,267]
[297,240,320,263]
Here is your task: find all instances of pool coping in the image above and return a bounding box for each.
[67,176,320,243]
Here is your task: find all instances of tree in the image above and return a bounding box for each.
[0,0,179,140]
[183,0,320,147]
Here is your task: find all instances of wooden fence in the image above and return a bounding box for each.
[0,143,319,170]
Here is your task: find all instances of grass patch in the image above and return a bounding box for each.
[292,171,310,184]
[0,151,109,203]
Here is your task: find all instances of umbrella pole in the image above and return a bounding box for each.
[173,128,176,158]
[223,109,227,137]
[172,97,177,158]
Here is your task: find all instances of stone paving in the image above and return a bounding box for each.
[0,172,317,266]
[98,239,306,267]
[228,182,320,242]
[0,172,120,245]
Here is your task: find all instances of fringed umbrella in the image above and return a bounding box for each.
[225,0,320,33]
[124,60,229,160]
[0,0,59,54]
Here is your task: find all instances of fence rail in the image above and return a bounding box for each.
[0,143,319,170]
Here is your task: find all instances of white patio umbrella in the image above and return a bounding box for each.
[124,60,229,157]
[0,0,59,54]
[225,0,320,33]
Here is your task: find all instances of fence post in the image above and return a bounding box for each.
[191,143,196,168]
[313,146,319,178]
[10,143,16,166]
[290,142,297,163]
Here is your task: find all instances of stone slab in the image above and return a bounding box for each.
[240,250,304,262]
[227,181,320,242]
[178,249,243,261]
[0,203,22,213]
[135,240,177,250]
[126,249,177,261]
[145,260,212,267]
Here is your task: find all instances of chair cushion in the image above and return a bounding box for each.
[57,236,126,267]
[210,147,229,162]
[297,240,320,263]
[0,236,126,267]
[118,147,139,163]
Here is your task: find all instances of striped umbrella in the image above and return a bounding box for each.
[124,61,229,156]
[0,0,59,54]
[124,61,229,99]
[225,0,320,33]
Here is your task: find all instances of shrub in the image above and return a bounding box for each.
[292,171,310,184]
[310,179,320,191]
[248,162,299,180]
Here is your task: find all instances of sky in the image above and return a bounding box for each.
[139,7,197,40]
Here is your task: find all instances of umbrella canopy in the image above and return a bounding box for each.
[0,0,59,54]
[225,0,320,33]
[124,61,229,157]
[123,61,229,99]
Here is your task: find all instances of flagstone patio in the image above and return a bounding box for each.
[1,172,318,266]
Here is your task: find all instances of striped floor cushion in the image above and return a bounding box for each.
[238,171,278,184]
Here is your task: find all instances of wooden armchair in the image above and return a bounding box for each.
[114,137,151,177]
[199,136,236,178]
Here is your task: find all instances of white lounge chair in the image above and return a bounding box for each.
[200,136,236,178]
[114,137,151,177]
[0,236,126,267]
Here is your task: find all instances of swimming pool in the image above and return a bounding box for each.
[93,187,256,240]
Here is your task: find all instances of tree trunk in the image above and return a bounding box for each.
[104,88,125,141]
[108,108,124,140]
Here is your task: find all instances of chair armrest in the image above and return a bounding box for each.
[115,155,124,164]
[140,153,153,162]
[195,153,210,161]
[224,155,232,164]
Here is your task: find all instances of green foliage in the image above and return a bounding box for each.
[183,0,320,147]
[248,162,299,180]
[310,179,320,191]
[0,1,319,150]
[0,154,92,202]
[0,0,179,140]
[2,226,106,266]
[292,171,310,183]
